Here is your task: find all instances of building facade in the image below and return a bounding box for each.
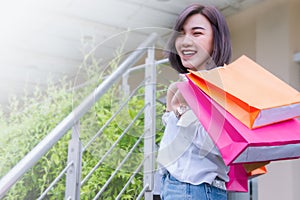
[226,0,300,199]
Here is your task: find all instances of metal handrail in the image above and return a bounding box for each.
[136,184,149,200]
[0,32,158,198]
[122,58,169,96]
[81,103,148,186]
[37,161,74,200]
[115,157,146,200]
[82,80,146,152]
[93,125,146,200]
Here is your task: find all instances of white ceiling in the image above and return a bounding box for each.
[0,0,263,107]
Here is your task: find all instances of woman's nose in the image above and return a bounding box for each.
[182,35,193,47]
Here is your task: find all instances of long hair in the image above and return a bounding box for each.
[167,4,232,73]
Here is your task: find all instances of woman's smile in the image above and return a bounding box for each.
[175,13,214,71]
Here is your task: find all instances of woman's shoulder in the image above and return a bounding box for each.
[167,74,188,89]
[168,81,178,89]
[166,82,179,96]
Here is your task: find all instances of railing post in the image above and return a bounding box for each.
[228,179,258,200]
[0,33,158,198]
[144,46,156,200]
[228,191,250,200]
[65,121,82,200]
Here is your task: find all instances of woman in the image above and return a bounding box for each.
[157,4,232,200]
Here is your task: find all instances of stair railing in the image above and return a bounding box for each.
[0,32,159,199]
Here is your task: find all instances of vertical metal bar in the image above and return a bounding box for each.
[227,163,261,200]
[228,192,249,200]
[143,46,156,200]
[251,178,258,200]
[122,72,130,97]
[229,190,252,200]
[65,121,82,200]
[0,33,158,199]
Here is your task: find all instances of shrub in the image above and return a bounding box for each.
[0,53,166,199]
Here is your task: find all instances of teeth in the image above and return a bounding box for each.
[182,50,196,55]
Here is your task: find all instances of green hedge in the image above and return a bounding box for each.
[0,58,166,199]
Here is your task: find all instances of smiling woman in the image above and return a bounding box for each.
[175,13,214,71]
[157,3,232,200]
[166,3,231,74]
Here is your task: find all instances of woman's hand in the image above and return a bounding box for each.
[166,82,188,117]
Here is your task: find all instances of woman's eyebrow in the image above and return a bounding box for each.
[192,26,206,30]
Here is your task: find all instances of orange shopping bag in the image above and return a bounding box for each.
[243,161,270,173]
[187,55,300,129]
[243,161,269,179]
[247,166,267,179]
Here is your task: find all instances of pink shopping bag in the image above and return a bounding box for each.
[226,164,267,192]
[226,164,248,192]
[176,79,300,166]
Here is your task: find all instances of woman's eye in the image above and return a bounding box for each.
[193,32,203,36]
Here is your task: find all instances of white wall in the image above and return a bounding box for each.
[227,0,300,199]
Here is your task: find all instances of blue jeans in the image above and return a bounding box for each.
[160,172,227,200]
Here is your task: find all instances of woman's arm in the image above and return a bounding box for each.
[166,82,188,113]
[166,82,178,112]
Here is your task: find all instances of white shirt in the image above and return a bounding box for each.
[157,110,229,185]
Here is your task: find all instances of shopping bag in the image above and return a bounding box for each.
[247,165,267,179]
[226,164,267,192]
[187,55,300,129]
[176,80,300,165]
[226,164,248,192]
[243,161,269,173]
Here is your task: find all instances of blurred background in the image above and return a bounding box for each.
[0,0,299,199]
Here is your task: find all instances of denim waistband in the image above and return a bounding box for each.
[164,171,226,191]
[211,177,226,190]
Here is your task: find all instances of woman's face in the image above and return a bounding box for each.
[175,13,214,71]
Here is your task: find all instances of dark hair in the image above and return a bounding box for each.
[167,4,232,73]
